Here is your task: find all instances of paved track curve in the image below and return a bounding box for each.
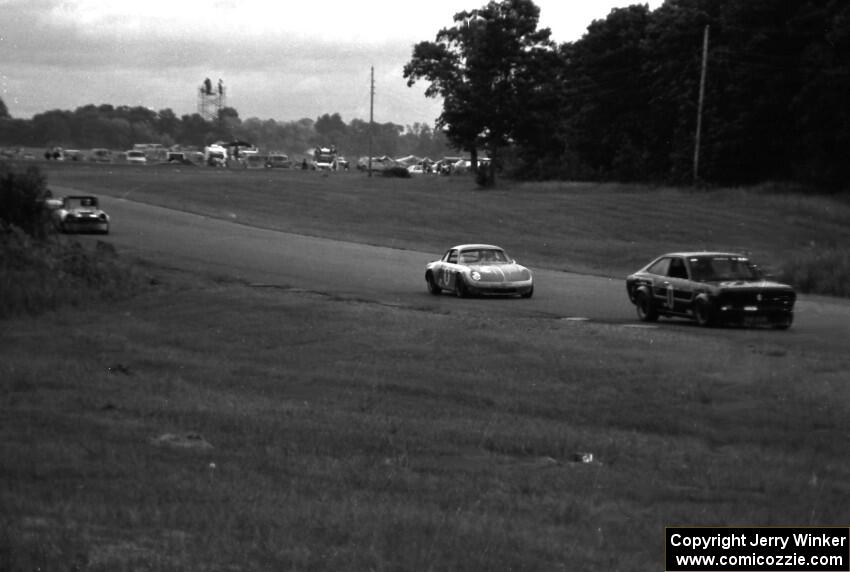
[94,194,632,321]
[60,191,850,352]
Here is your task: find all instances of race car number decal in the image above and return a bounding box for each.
[666,284,675,309]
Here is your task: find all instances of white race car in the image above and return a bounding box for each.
[52,195,110,234]
[425,244,533,298]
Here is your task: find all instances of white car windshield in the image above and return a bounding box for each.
[459,249,510,264]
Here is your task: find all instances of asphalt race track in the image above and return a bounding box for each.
[63,192,850,353]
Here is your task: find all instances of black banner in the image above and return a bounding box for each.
[666,527,850,572]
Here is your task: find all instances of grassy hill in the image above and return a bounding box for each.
[41,162,850,295]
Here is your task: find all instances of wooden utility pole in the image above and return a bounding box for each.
[693,25,710,186]
[368,66,374,177]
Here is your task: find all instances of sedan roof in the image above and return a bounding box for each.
[658,251,748,259]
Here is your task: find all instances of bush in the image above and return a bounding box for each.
[0,226,147,319]
[0,162,51,238]
[381,166,411,178]
[475,167,495,188]
[779,246,850,297]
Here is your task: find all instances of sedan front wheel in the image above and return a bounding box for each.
[694,298,716,327]
[635,291,658,322]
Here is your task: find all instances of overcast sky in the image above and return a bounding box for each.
[1,0,662,126]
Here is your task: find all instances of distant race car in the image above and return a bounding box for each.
[425,244,533,298]
[52,195,110,234]
[626,252,795,328]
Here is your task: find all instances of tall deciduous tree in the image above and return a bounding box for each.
[561,5,654,181]
[404,0,555,185]
[315,113,348,145]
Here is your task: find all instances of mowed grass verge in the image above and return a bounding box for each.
[42,161,850,295]
[3,262,850,570]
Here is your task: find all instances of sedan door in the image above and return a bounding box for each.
[664,256,697,314]
[643,257,674,310]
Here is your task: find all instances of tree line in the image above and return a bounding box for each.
[0,103,453,162]
[405,0,849,188]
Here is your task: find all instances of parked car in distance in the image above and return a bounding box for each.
[126,150,147,165]
[425,244,533,298]
[90,148,112,163]
[51,195,110,234]
[265,153,291,169]
[357,156,396,172]
[243,154,266,169]
[626,252,795,328]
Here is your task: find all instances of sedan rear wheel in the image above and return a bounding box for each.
[635,291,658,322]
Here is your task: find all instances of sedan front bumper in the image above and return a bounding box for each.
[717,306,793,327]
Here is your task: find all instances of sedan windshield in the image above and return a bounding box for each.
[690,256,760,282]
[459,249,510,264]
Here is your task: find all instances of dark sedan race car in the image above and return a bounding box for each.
[626,252,795,328]
[425,244,533,298]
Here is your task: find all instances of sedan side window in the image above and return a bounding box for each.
[667,257,689,279]
[646,258,670,276]
[446,249,458,264]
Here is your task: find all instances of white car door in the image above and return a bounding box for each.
[436,249,460,290]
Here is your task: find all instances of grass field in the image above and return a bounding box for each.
[39,162,850,287]
[2,162,850,571]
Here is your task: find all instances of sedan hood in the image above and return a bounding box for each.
[710,280,793,291]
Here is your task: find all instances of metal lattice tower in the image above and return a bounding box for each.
[197,78,225,121]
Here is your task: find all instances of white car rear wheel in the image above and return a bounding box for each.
[426,272,441,295]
